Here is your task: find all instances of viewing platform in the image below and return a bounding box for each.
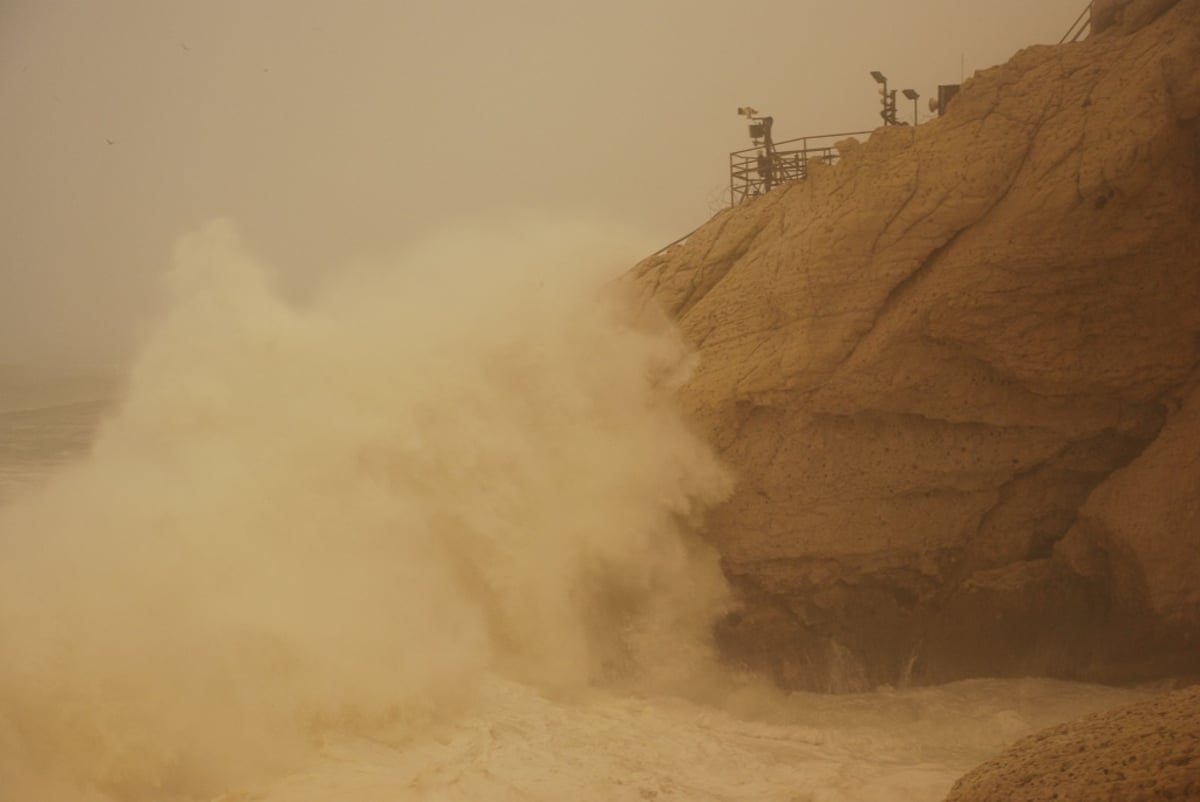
[729,130,871,207]
[725,2,1091,208]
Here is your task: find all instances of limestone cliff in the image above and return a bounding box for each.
[628,0,1200,689]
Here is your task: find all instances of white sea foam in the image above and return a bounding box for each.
[224,675,1152,802]
[0,219,1156,802]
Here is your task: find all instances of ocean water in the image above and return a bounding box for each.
[0,222,1159,802]
[0,367,117,506]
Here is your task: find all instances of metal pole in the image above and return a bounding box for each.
[730,153,735,208]
[762,116,775,192]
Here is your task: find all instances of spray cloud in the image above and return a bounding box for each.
[0,216,733,801]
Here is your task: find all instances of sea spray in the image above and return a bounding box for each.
[0,217,733,801]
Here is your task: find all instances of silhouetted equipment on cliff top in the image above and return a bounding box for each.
[872,71,929,126]
[929,84,961,116]
[902,88,921,125]
[730,66,967,207]
[736,107,779,194]
[729,121,872,207]
[722,5,1090,210]
[872,71,906,126]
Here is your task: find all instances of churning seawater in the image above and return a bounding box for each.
[0,221,1156,802]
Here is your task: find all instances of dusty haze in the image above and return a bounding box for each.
[3,0,1088,363]
[0,217,742,800]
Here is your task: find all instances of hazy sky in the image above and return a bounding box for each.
[2,0,1087,364]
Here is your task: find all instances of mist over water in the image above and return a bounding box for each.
[0,219,1157,802]
[0,218,735,800]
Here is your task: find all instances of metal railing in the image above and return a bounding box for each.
[649,223,704,257]
[729,130,872,206]
[1060,2,1092,43]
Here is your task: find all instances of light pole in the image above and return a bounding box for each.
[902,89,920,126]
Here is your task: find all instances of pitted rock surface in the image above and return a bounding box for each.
[628,0,1200,689]
[944,685,1200,802]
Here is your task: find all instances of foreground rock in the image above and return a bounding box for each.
[945,684,1200,801]
[628,0,1200,689]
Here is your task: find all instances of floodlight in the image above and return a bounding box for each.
[870,71,886,84]
[902,89,921,125]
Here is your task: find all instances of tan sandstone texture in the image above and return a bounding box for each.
[626,0,1200,690]
[944,684,1200,801]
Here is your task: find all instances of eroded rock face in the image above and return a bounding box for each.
[944,685,1200,802]
[1092,0,1181,34]
[628,0,1200,689]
